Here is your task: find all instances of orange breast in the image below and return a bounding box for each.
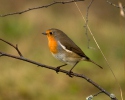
[47,35,58,54]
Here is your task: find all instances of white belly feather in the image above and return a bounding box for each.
[51,41,82,65]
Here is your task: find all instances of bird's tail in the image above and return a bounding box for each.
[89,59,103,69]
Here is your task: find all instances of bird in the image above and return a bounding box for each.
[42,28,102,75]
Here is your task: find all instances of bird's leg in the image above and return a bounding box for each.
[56,64,67,73]
[67,61,79,77]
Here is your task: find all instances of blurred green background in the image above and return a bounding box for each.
[0,0,125,100]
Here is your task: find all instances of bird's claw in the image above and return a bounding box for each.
[56,67,60,74]
[67,71,73,77]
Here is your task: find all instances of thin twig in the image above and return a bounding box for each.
[93,91,103,97]
[84,0,94,48]
[16,44,23,57]
[0,0,84,17]
[0,38,23,57]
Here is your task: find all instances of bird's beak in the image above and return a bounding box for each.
[42,32,47,35]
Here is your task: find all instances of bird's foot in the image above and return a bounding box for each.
[56,66,60,74]
[67,71,73,77]
[55,64,67,74]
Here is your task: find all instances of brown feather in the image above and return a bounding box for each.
[52,28,89,59]
[47,28,103,69]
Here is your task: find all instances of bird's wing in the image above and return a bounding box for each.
[59,36,89,59]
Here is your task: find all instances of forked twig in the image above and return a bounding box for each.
[0,38,23,57]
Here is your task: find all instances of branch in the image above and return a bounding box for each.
[0,39,117,100]
[0,0,84,17]
[0,38,23,57]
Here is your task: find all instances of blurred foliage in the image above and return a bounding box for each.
[0,0,125,100]
[0,18,31,39]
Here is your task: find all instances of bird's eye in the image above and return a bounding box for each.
[50,32,53,35]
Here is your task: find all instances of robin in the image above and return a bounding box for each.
[42,28,102,75]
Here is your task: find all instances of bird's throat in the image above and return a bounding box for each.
[48,36,58,54]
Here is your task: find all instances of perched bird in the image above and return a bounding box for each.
[42,28,102,75]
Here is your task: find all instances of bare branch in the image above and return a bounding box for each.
[0,51,117,100]
[0,38,118,100]
[0,38,23,57]
[0,0,84,17]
